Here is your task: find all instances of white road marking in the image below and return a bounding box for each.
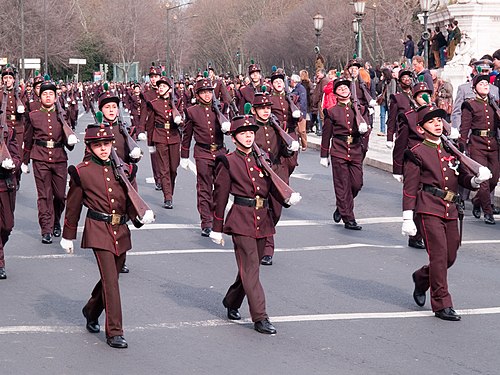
[291,173,313,181]
[1,307,500,335]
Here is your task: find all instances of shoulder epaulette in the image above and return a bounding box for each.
[215,154,229,169]
[68,165,81,186]
[403,148,421,166]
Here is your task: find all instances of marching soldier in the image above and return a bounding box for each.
[459,74,500,225]
[0,107,20,279]
[386,68,415,147]
[238,61,267,113]
[128,83,142,138]
[25,72,44,113]
[181,77,227,237]
[320,78,368,230]
[210,113,299,334]
[143,73,182,209]
[403,104,490,321]
[60,121,154,348]
[22,76,77,244]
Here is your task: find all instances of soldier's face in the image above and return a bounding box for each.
[158,83,170,96]
[415,92,428,106]
[475,80,490,96]
[197,89,213,103]
[272,78,284,92]
[102,102,118,121]
[253,106,271,121]
[150,75,160,86]
[250,71,261,83]
[134,87,140,94]
[400,75,412,87]
[335,85,351,100]
[348,67,359,78]
[41,90,56,107]
[234,130,255,150]
[2,75,14,88]
[420,117,443,139]
[34,85,41,96]
[90,140,112,161]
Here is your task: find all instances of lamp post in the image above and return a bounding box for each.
[353,0,366,59]
[352,19,359,55]
[420,0,432,68]
[165,2,191,76]
[313,14,324,55]
[364,3,377,65]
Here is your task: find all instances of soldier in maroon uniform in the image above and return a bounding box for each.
[128,83,142,138]
[210,113,299,334]
[320,78,368,230]
[25,72,44,113]
[143,74,182,209]
[61,122,154,348]
[386,68,415,147]
[238,61,266,113]
[0,107,21,279]
[403,104,490,321]
[23,77,77,244]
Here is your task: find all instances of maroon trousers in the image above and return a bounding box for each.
[150,151,160,185]
[155,143,180,201]
[84,249,126,338]
[224,235,268,322]
[331,156,363,222]
[414,214,459,312]
[0,190,15,268]
[195,157,217,229]
[32,160,67,235]
[469,148,499,215]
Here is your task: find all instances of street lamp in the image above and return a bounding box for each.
[364,3,377,65]
[352,19,359,54]
[313,14,324,54]
[353,0,366,58]
[420,0,432,68]
[165,2,191,76]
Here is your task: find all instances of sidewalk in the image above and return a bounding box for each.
[306,120,500,205]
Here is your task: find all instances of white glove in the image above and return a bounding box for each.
[148,146,156,153]
[1,158,15,170]
[285,192,302,206]
[449,126,459,139]
[221,121,231,133]
[292,109,301,119]
[386,141,393,149]
[60,238,74,254]
[137,132,147,141]
[129,146,142,159]
[21,163,30,174]
[369,99,377,107]
[358,122,368,134]
[180,158,190,170]
[124,108,129,113]
[368,108,375,116]
[472,166,492,186]
[67,134,79,146]
[174,115,182,125]
[17,104,25,114]
[130,115,134,119]
[288,140,300,152]
[209,231,224,246]
[138,209,155,224]
[393,174,404,183]
[191,97,197,104]
[401,210,417,236]
[320,157,330,168]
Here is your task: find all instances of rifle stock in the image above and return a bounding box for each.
[117,107,142,158]
[441,119,482,175]
[0,89,13,163]
[170,85,182,124]
[350,80,368,128]
[269,114,295,149]
[212,89,231,129]
[54,99,78,144]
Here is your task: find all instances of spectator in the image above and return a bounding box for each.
[447,21,461,61]
[430,70,453,122]
[299,69,314,133]
[376,67,397,136]
[311,68,330,136]
[290,74,308,150]
[403,35,415,67]
[412,55,434,93]
[431,26,447,68]
[322,69,338,112]
[493,49,500,90]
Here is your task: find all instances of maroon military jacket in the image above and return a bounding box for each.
[387,91,414,142]
[0,127,20,192]
[238,81,267,113]
[144,95,182,146]
[270,91,296,133]
[138,86,157,134]
[23,107,72,164]
[403,140,475,219]
[460,97,500,153]
[0,89,24,134]
[392,110,425,175]
[213,149,280,238]
[320,101,365,162]
[181,102,225,160]
[63,156,141,255]
[254,118,289,166]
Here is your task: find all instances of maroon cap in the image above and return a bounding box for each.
[412,81,432,98]
[334,78,352,93]
[148,65,162,77]
[248,63,261,75]
[347,58,363,69]
[98,90,120,110]
[1,65,15,77]
[194,78,214,93]
[229,115,259,135]
[84,123,115,143]
[398,69,413,81]
[270,68,285,83]
[416,104,447,126]
[472,74,490,88]
[252,92,273,107]
[157,73,171,87]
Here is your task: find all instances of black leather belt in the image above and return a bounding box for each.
[35,139,63,148]
[422,184,462,203]
[233,195,268,209]
[87,209,128,225]
[154,122,177,130]
[471,129,496,137]
[334,135,361,144]
[196,142,225,152]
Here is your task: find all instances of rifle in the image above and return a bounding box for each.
[442,119,482,175]
[269,113,298,150]
[488,93,500,119]
[169,82,183,125]
[13,67,25,114]
[283,75,301,119]
[0,89,13,163]
[117,105,142,160]
[212,87,231,132]
[54,97,78,148]
[252,143,299,206]
[350,80,369,131]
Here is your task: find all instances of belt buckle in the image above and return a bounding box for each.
[255,196,264,209]
[9,115,16,121]
[443,191,455,202]
[111,214,121,225]
[46,140,55,148]
[480,130,488,137]
[347,135,353,145]
[210,143,218,152]
[164,122,170,130]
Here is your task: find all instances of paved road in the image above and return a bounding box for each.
[1,108,499,374]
